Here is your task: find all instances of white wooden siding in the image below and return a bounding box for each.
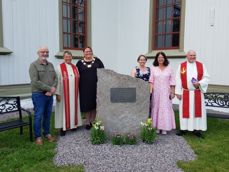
[0,0,60,85]
[184,0,229,85]
[0,0,229,86]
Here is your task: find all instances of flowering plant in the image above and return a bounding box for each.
[111,133,137,145]
[140,118,156,144]
[90,120,106,144]
[112,133,125,145]
[124,134,137,145]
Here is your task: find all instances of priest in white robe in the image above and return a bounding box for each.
[55,51,82,136]
[175,50,210,137]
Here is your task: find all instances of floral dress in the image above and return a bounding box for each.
[135,66,151,82]
[135,66,151,117]
[149,66,176,131]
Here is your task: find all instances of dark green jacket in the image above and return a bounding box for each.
[29,59,57,92]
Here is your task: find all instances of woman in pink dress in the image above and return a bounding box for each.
[149,52,176,134]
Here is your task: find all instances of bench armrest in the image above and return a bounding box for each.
[21,108,32,117]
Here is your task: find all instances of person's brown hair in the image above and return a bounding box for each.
[83,46,93,53]
[63,50,72,57]
[153,51,169,66]
[137,54,147,62]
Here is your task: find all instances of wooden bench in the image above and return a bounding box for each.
[0,96,33,141]
[204,92,229,119]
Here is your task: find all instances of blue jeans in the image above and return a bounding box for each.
[32,92,53,138]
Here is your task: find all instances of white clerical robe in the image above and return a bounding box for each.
[55,63,82,131]
[175,61,210,131]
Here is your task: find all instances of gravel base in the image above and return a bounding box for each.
[54,128,196,172]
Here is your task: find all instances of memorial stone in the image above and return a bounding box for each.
[97,69,150,137]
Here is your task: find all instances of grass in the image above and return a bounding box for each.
[177,117,229,172]
[0,115,84,172]
[0,113,229,172]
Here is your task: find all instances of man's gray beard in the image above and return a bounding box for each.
[41,56,48,60]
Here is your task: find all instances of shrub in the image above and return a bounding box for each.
[112,134,125,145]
[90,120,106,144]
[112,133,137,145]
[140,118,156,144]
[124,134,137,145]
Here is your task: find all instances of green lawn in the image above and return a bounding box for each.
[0,114,228,172]
[177,117,229,172]
[0,115,84,172]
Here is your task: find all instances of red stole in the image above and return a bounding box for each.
[60,63,79,130]
[180,61,203,118]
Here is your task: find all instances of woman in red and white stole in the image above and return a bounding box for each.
[55,51,82,136]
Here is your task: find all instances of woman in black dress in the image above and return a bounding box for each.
[76,47,104,129]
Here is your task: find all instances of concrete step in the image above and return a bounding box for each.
[0,84,31,99]
[208,84,229,93]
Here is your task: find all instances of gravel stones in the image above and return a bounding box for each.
[54,128,195,172]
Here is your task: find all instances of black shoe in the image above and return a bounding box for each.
[176,130,186,136]
[194,131,204,138]
[71,128,77,131]
[85,124,92,130]
[59,129,66,136]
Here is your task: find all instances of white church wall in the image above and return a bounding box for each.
[115,0,150,75]
[0,0,60,85]
[1,0,229,86]
[184,0,229,85]
[92,0,150,75]
[91,0,119,71]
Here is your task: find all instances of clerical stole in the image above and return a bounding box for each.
[60,63,79,130]
[180,61,203,118]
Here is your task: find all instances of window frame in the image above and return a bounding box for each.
[153,0,181,50]
[146,0,186,58]
[55,0,91,59]
[0,0,12,55]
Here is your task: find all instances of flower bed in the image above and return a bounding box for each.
[90,118,156,145]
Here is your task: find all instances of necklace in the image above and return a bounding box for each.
[81,58,95,68]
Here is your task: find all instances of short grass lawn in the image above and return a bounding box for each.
[0,113,228,172]
[177,117,229,172]
[0,115,84,172]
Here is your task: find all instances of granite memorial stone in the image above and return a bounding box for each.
[110,88,136,103]
[97,69,150,137]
